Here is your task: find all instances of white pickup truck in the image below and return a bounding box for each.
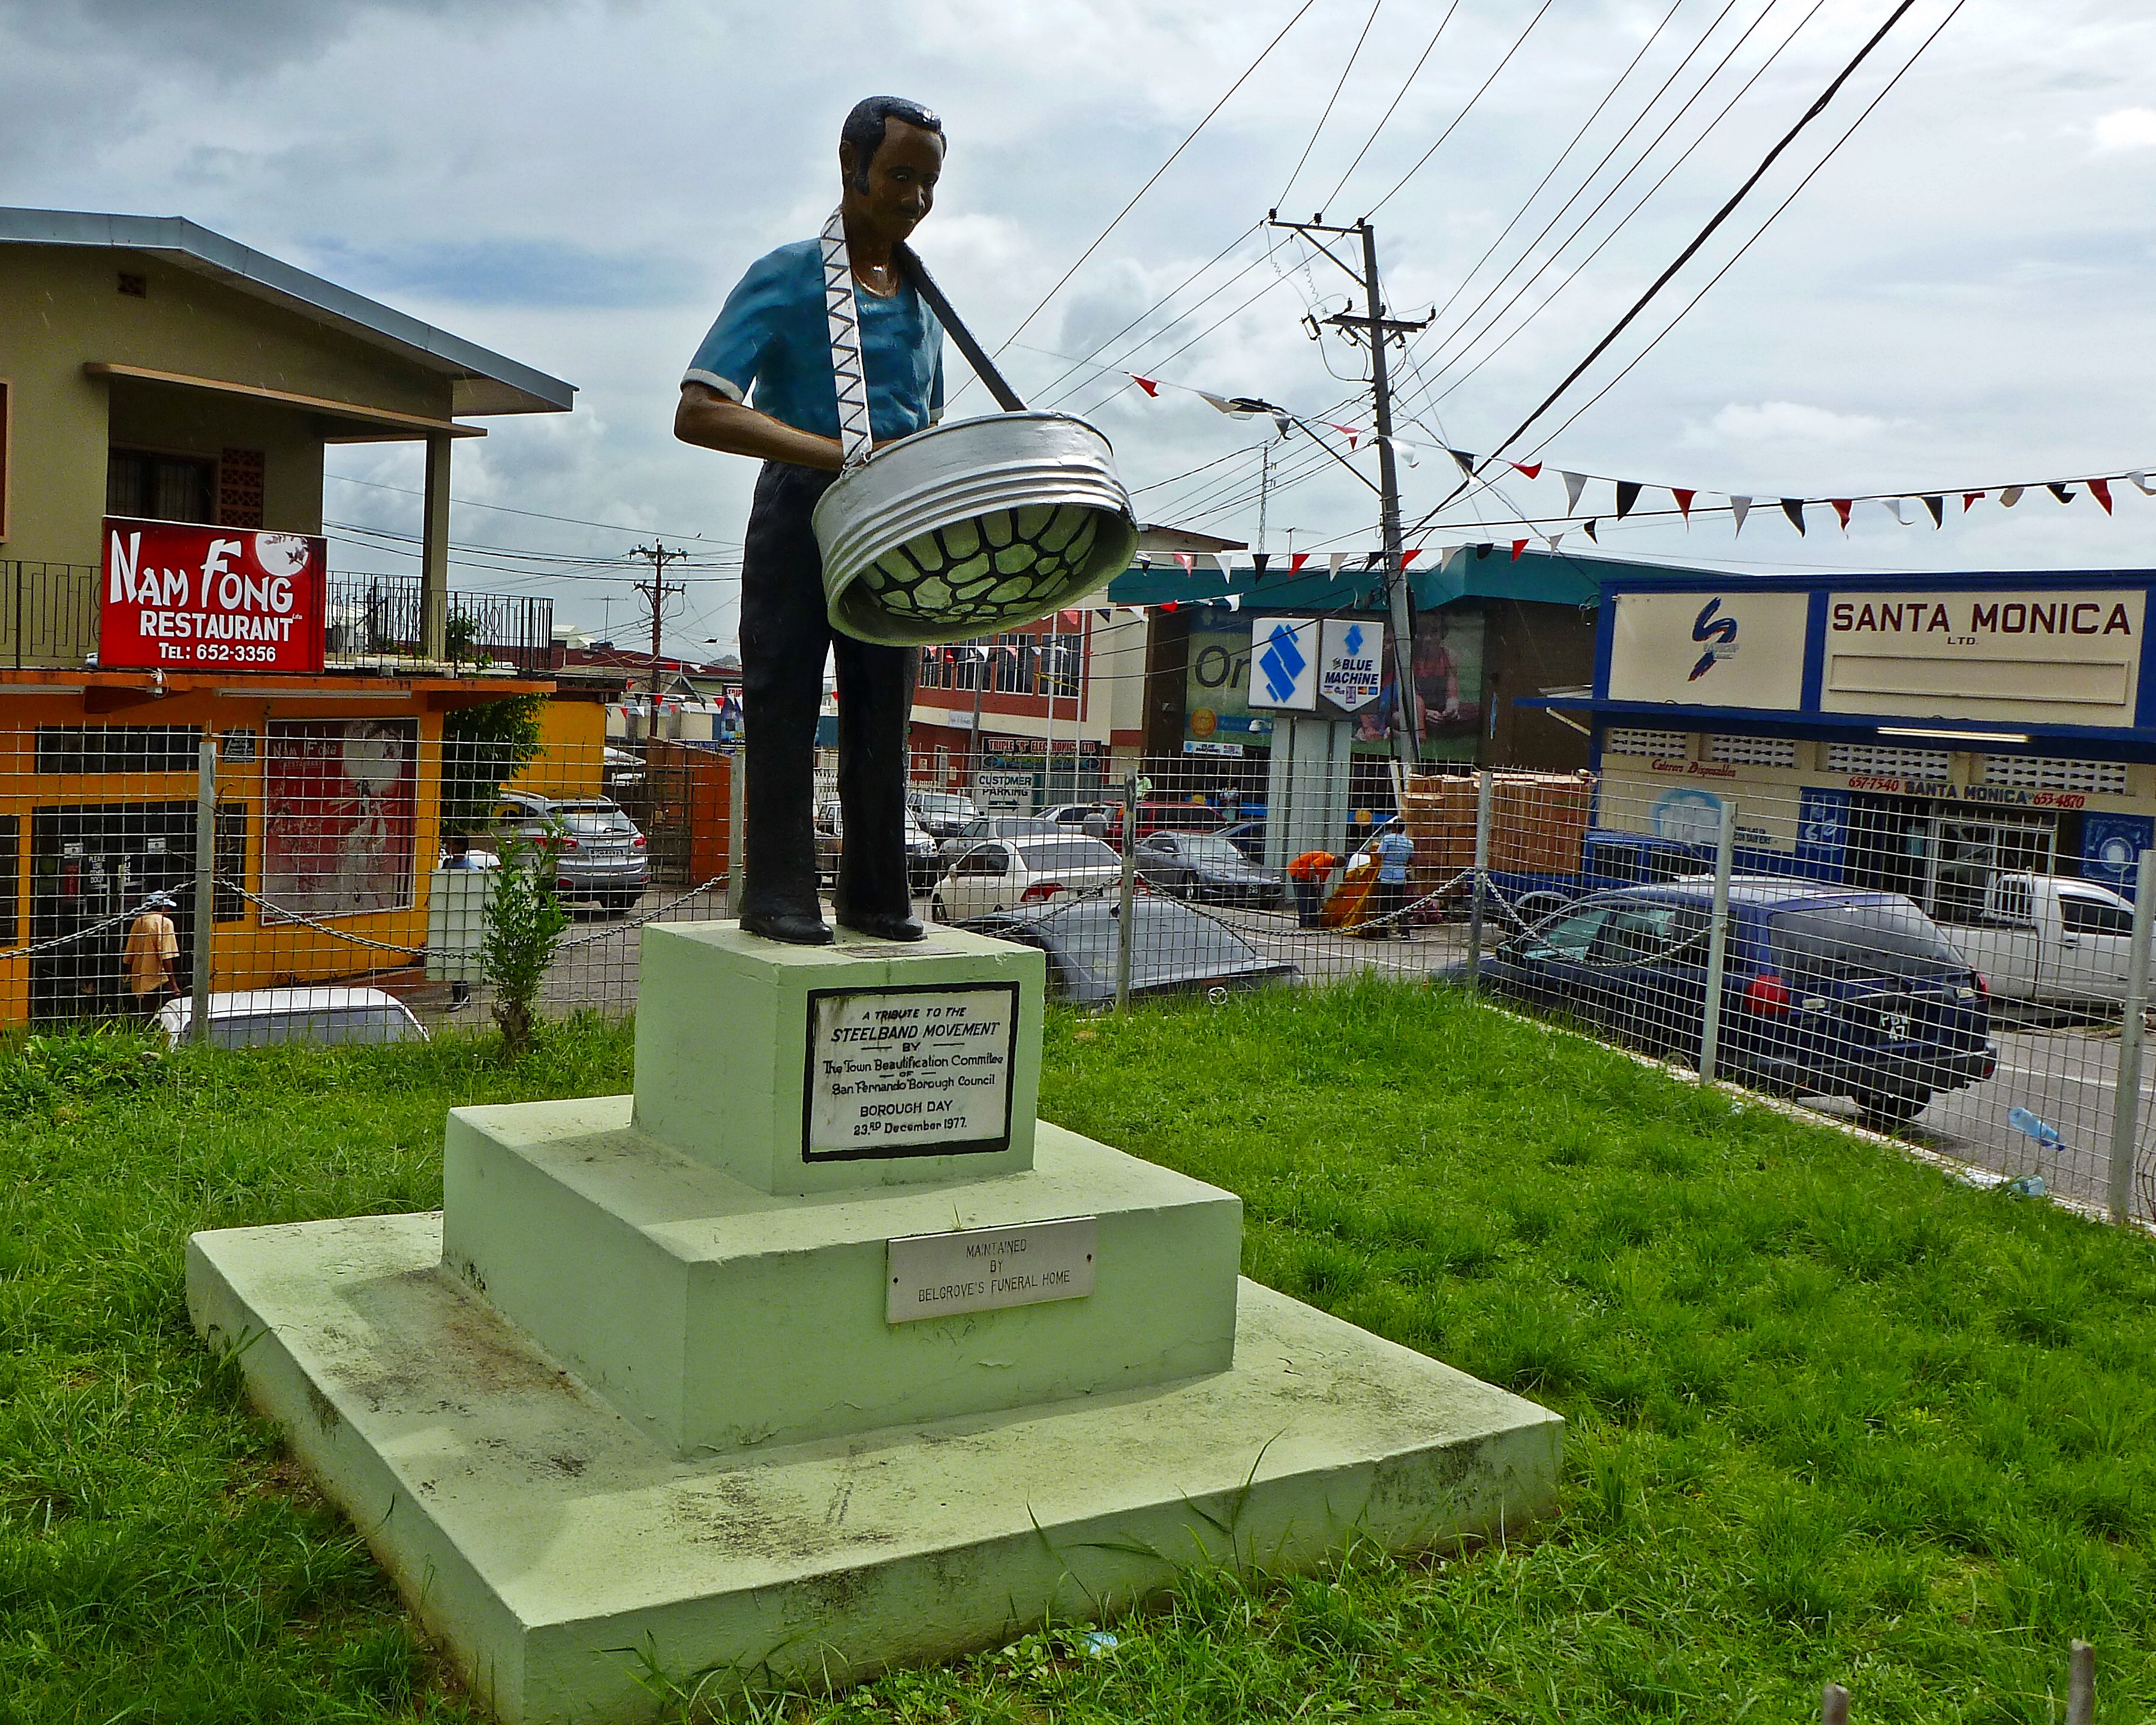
[1936,873,2145,1006]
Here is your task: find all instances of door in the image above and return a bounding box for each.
[1512,901,1614,1011]
[2053,888,2137,999]
[945,843,1011,918]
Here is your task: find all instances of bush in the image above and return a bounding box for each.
[479,833,568,1054]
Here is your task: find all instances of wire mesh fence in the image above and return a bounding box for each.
[0,720,2149,1224]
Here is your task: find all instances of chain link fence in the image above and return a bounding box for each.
[1,721,2148,1225]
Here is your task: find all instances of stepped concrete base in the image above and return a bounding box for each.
[444,1100,1243,1458]
[188,1212,1563,1725]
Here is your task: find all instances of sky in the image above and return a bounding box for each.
[3,0,2152,658]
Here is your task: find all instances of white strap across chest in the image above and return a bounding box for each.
[818,207,875,470]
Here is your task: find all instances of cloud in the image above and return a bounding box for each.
[308,237,704,310]
[1701,401,1898,447]
[2092,106,2156,152]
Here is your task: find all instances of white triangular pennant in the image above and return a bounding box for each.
[1225,593,1243,611]
[1327,552,1348,574]
[1729,495,1752,536]
[1999,485,2025,507]
[1545,533,1565,554]
[1562,471,1589,513]
[1883,498,1910,526]
[2129,471,2154,496]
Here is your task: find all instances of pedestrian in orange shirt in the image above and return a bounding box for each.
[123,893,182,1020]
[1286,849,1341,929]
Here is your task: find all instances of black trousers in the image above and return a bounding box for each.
[739,461,916,923]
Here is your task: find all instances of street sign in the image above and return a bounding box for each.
[1318,618,1385,713]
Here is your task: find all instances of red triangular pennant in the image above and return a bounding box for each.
[1963,492,1983,512]
[1830,498,1854,530]
[1400,549,1421,567]
[1162,600,1178,613]
[1511,461,1543,480]
[1174,552,1194,573]
[1289,552,1310,573]
[2090,477,2114,515]
[1672,488,1695,521]
[1130,375,1160,396]
[1510,539,1528,561]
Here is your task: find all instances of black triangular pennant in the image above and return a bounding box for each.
[1583,519,1598,542]
[2047,483,2077,504]
[1615,480,1641,519]
[1450,449,1478,476]
[1474,542,1493,559]
[1922,495,1944,528]
[1781,498,1807,536]
[1251,553,1270,576]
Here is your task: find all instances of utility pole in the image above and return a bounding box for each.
[1267,212,1430,778]
[628,542,690,749]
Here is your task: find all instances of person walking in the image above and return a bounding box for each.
[1286,848,1340,929]
[1372,818,1416,940]
[123,892,182,1022]
[440,832,487,1009]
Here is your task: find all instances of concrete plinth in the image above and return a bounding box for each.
[188,1212,1563,1725]
[441,1099,1244,1457]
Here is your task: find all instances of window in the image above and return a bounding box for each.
[1824,741,1949,779]
[35,725,203,775]
[1033,630,1082,699]
[1534,905,1611,958]
[2061,895,2136,937]
[1603,728,1687,759]
[106,448,215,524]
[1707,734,1796,767]
[0,815,16,945]
[1981,755,2130,796]
[956,845,1008,877]
[1769,903,1965,978]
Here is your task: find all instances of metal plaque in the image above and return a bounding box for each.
[804,982,1020,1161]
[886,1216,1097,1323]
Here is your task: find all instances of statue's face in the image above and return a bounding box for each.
[840,119,944,244]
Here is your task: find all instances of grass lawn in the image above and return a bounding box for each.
[2,980,2153,1722]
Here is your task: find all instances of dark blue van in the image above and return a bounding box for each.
[1471,879,1997,1129]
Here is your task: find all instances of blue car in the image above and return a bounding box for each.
[1461,879,1997,1131]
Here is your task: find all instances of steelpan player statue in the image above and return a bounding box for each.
[675,96,948,946]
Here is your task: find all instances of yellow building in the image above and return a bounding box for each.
[0,207,576,1024]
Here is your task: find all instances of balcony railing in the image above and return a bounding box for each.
[326,574,554,674]
[0,561,552,677]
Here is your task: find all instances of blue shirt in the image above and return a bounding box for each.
[1376,830,1415,883]
[683,238,944,444]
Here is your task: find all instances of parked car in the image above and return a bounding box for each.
[907,788,979,840]
[154,986,428,1049]
[936,815,1061,870]
[1216,820,1268,864]
[966,895,1300,1002]
[491,791,651,912]
[1456,880,1996,1130]
[1928,871,2147,1006]
[1133,801,1232,841]
[930,836,1124,922]
[816,801,941,892]
[1134,831,1286,909]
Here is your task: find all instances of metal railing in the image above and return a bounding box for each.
[326,574,552,672]
[3,561,98,669]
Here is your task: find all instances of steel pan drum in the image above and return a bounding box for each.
[813,410,1138,648]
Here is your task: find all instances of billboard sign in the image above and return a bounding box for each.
[1318,618,1384,713]
[100,517,327,674]
[1246,615,1317,711]
[1607,590,1807,710]
[263,720,419,918]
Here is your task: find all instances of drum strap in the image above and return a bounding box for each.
[817,208,876,470]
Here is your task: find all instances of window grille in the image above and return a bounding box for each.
[1980,755,2129,795]
[1706,734,1796,767]
[35,726,203,775]
[1825,741,1949,779]
[1602,728,1688,759]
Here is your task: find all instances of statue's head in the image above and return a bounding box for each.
[838,96,945,245]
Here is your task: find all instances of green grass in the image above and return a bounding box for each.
[4,984,2155,1721]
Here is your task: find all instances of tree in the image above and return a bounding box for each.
[480,831,569,1055]
[441,693,546,835]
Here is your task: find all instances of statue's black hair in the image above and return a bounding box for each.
[841,97,944,191]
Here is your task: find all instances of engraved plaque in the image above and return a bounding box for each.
[804,982,1020,1160]
[886,1216,1097,1323]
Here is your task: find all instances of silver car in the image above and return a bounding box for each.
[490,791,650,912]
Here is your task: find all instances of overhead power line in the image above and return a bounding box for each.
[1412,0,1933,530]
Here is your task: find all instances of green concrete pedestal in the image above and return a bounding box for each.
[189,921,1563,1723]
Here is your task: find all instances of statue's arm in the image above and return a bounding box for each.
[674,382,844,471]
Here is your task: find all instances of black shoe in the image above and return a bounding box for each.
[837,910,927,942]
[741,909,833,945]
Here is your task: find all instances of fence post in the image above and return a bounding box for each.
[2107,851,2154,1223]
[1465,768,1493,983]
[190,736,218,1045]
[1697,798,1738,1081]
[1115,772,1139,1014]
[2068,1639,2095,1725]
[1820,1683,1849,1725]
[726,749,746,917]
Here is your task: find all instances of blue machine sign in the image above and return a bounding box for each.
[1318,618,1384,712]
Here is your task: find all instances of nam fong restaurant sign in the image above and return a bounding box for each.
[1822,589,2144,726]
[100,517,327,674]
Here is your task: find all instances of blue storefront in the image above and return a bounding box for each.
[1525,569,2156,908]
